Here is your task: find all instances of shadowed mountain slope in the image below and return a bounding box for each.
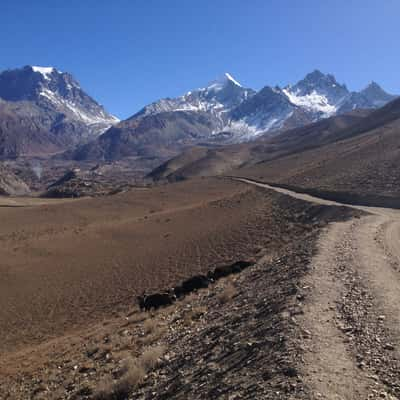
[148,109,371,181]
[239,97,400,202]
[149,97,400,204]
[0,66,118,159]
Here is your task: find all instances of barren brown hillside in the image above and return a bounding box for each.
[239,99,400,206]
[151,99,400,207]
[0,177,289,353]
[148,110,372,183]
[0,177,363,400]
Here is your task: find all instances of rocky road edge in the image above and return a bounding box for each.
[334,218,400,399]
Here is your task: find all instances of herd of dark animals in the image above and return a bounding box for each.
[137,260,254,311]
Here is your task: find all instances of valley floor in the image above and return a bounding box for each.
[0,178,270,353]
[1,178,400,399]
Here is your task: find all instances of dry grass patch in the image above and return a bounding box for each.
[121,357,146,385]
[140,317,167,345]
[93,376,115,400]
[125,311,147,325]
[141,325,167,346]
[183,305,207,325]
[94,358,146,400]
[217,282,237,304]
[143,318,158,335]
[93,345,166,399]
[112,332,134,352]
[140,345,166,370]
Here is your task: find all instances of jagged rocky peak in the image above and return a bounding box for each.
[227,84,296,139]
[299,69,340,86]
[291,70,348,96]
[197,72,255,110]
[0,65,121,159]
[0,65,119,127]
[283,70,349,116]
[0,65,74,101]
[360,81,396,107]
[66,68,399,165]
[133,72,255,120]
[31,66,59,80]
[205,72,243,91]
[363,81,383,92]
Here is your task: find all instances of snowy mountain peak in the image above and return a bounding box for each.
[124,69,397,147]
[31,66,58,80]
[0,65,119,134]
[292,70,346,93]
[224,72,242,87]
[304,69,326,81]
[308,69,333,80]
[133,72,254,121]
[283,70,349,118]
[283,87,337,117]
[206,72,242,91]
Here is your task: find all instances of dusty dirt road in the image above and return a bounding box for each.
[236,178,400,399]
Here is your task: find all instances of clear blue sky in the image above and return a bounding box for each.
[1,0,399,119]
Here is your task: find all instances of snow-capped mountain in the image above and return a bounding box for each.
[127,70,396,142]
[131,73,294,141]
[68,70,397,163]
[227,86,295,139]
[0,65,119,158]
[134,73,255,127]
[0,65,118,133]
[282,71,397,119]
[282,70,348,118]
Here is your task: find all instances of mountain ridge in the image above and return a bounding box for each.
[131,69,396,137]
[69,70,396,162]
[0,65,118,158]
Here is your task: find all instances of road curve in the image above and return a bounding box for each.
[235,177,400,399]
[234,177,400,216]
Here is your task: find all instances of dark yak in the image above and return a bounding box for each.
[174,274,210,298]
[210,260,254,280]
[137,291,175,311]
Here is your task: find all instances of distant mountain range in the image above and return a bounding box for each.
[0,65,118,158]
[136,70,396,137]
[148,96,400,185]
[0,66,396,162]
[70,70,396,161]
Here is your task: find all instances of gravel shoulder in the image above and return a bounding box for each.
[239,178,400,399]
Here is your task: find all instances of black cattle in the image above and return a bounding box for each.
[232,260,254,271]
[137,291,175,311]
[210,260,254,280]
[211,264,235,280]
[174,275,210,298]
